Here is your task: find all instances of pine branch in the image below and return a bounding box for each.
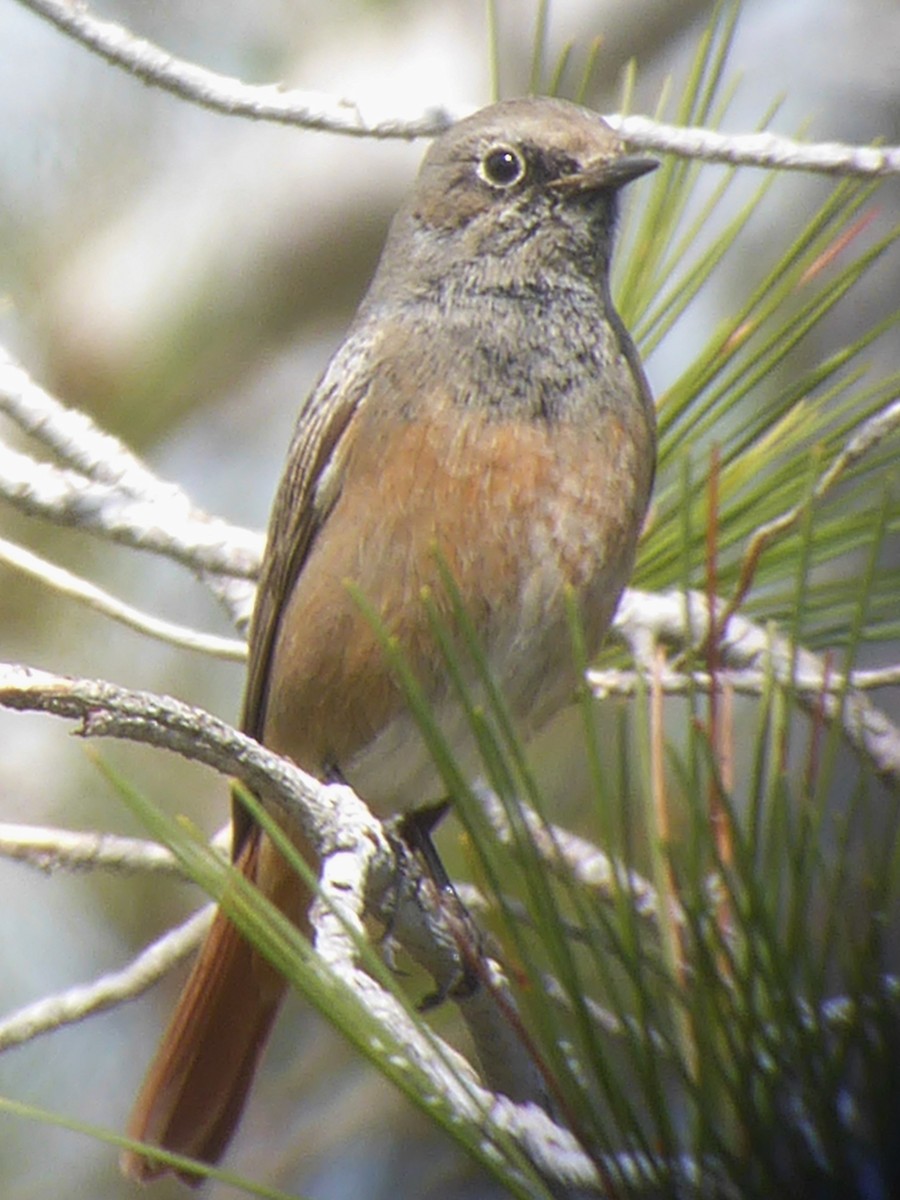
[614,589,900,785]
[0,535,246,659]
[15,0,900,176]
[0,821,225,875]
[0,347,259,628]
[4,346,897,788]
[0,907,213,1052]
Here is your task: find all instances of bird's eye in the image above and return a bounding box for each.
[478,144,526,188]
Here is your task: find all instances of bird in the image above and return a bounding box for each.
[121,95,657,1183]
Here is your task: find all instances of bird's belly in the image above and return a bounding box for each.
[265,403,649,817]
[341,550,630,815]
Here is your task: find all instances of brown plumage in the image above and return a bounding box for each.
[122,96,657,1182]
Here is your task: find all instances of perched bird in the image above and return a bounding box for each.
[122,95,657,1182]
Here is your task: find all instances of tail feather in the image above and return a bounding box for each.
[121,831,307,1184]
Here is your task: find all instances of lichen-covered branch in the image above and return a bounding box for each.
[15,0,900,176]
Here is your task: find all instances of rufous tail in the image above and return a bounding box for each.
[121,830,309,1184]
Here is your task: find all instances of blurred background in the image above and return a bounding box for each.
[1,1,898,1196]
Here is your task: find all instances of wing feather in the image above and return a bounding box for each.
[234,332,375,850]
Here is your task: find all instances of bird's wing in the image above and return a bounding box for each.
[235,330,375,850]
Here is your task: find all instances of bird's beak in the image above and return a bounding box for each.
[552,153,659,195]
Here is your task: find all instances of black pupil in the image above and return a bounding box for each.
[484,148,522,185]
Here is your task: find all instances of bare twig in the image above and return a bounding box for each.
[14,0,900,176]
[0,348,185,496]
[474,782,665,922]
[589,662,900,696]
[0,666,558,1129]
[0,821,229,875]
[0,906,213,1052]
[0,438,260,585]
[607,113,900,177]
[612,590,900,786]
[14,0,456,140]
[0,663,668,1195]
[0,535,246,660]
[0,347,261,628]
[0,663,351,852]
[0,823,179,876]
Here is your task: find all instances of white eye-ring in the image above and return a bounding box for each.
[478,144,527,188]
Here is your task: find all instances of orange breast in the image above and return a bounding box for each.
[262,397,650,811]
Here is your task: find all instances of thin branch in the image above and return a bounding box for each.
[590,663,900,697]
[4,349,897,791]
[474,782,665,923]
[0,347,261,628]
[15,0,900,176]
[0,663,647,1195]
[0,665,555,1115]
[612,590,900,786]
[0,535,246,660]
[0,823,179,875]
[14,0,456,140]
[607,113,900,177]
[0,663,355,853]
[0,821,229,876]
[0,440,260,585]
[0,348,184,496]
[0,906,213,1052]
[309,829,705,1197]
